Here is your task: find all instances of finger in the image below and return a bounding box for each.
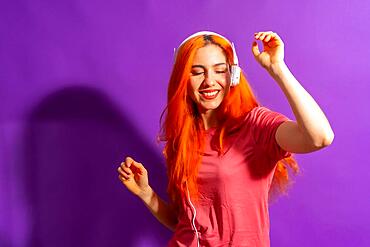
[117,166,131,177]
[124,157,134,168]
[119,171,130,180]
[117,167,129,179]
[254,32,263,39]
[270,33,284,47]
[264,34,271,43]
[251,41,260,57]
[259,33,268,41]
[120,162,129,173]
[270,32,282,42]
[121,166,133,175]
[254,32,265,39]
[118,174,131,183]
[117,166,123,175]
[131,161,147,175]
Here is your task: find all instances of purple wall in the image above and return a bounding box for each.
[1,0,369,246]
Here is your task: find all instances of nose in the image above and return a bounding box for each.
[203,71,216,86]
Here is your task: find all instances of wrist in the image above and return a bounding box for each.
[266,62,290,81]
[266,61,287,74]
[138,186,154,204]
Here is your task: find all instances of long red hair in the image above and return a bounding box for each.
[159,34,299,212]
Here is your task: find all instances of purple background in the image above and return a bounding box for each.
[1,0,369,246]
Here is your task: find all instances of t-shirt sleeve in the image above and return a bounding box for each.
[249,106,291,162]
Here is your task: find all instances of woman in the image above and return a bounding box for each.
[117,31,334,246]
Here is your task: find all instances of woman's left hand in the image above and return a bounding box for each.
[252,31,285,69]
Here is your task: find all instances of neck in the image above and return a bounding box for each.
[199,109,218,130]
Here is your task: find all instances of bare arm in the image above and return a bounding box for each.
[139,186,178,232]
[252,31,334,153]
[269,62,334,153]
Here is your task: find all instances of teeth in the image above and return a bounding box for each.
[201,91,218,97]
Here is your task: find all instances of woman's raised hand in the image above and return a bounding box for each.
[117,157,152,199]
[252,31,285,69]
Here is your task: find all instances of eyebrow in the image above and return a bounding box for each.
[191,63,227,69]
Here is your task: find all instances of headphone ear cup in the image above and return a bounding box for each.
[230,65,241,87]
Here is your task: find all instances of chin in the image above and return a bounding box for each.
[200,101,222,111]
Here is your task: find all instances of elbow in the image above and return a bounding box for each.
[313,130,335,148]
[324,131,335,146]
[323,129,335,146]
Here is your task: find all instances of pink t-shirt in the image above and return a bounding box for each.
[168,106,291,247]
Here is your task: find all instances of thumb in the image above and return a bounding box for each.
[251,41,260,58]
[131,161,147,175]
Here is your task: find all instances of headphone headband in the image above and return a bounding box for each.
[175,31,239,65]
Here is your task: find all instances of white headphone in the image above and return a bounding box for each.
[174,31,241,87]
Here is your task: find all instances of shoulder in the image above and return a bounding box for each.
[244,106,273,123]
[245,106,289,124]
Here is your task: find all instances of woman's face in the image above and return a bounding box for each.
[188,44,230,114]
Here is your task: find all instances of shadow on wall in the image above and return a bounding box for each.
[21,85,171,247]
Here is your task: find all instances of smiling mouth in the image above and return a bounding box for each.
[199,90,220,99]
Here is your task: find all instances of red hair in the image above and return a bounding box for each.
[159,34,299,212]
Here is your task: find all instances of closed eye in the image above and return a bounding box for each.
[191,71,204,76]
[216,70,227,74]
